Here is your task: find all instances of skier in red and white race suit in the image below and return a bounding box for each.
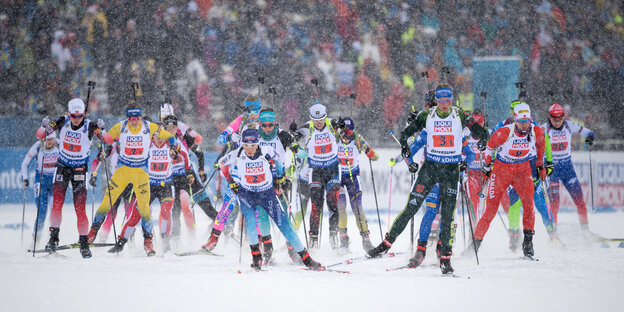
[36,98,110,258]
[473,103,546,258]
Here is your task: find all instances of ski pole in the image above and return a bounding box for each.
[85,81,95,113]
[460,174,467,249]
[32,138,45,257]
[295,180,309,250]
[369,158,384,242]
[100,143,119,247]
[387,166,393,232]
[588,145,596,212]
[238,209,244,264]
[461,177,479,265]
[21,184,26,245]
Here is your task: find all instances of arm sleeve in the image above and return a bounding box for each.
[569,121,594,138]
[534,126,546,167]
[542,127,553,162]
[21,142,39,180]
[484,127,510,164]
[278,130,294,151]
[462,138,476,165]
[399,111,427,146]
[217,116,243,145]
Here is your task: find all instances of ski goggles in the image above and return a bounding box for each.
[126,108,142,118]
[245,100,261,115]
[242,143,258,148]
[516,118,532,124]
[69,114,84,119]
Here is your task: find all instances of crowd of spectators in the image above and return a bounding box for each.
[0,0,622,149]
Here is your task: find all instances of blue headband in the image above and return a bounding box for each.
[435,88,453,100]
[126,108,142,117]
[245,99,261,114]
[258,111,276,123]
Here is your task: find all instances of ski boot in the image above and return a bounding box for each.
[144,234,156,256]
[286,241,303,264]
[298,248,324,271]
[580,223,601,243]
[108,236,127,253]
[262,235,273,266]
[462,238,482,257]
[522,230,535,258]
[308,234,319,249]
[339,228,350,249]
[408,241,427,268]
[87,226,99,244]
[361,231,374,252]
[79,235,92,258]
[202,228,221,251]
[329,230,339,249]
[250,244,262,271]
[45,227,60,252]
[367,233,395,258]
[508,229,520,252]
[440,254,454,274]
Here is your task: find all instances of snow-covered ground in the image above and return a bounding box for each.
[0,202,622,312]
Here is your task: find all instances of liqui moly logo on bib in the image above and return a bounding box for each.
[260,142,276,149]
[433,121,452,132]
[552,135,566,142]
[512,139,529,149]
[315,132,331,144]
[246,162,263,174]
[65,132,81,143]
[127,136,143,147]
[153,149,168,160]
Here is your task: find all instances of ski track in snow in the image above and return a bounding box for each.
[0,204,622,312]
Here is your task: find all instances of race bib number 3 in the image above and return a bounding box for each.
[314,144,333,154]
[125,147,144,156]
[433,135,454,147]
[63,142,81,152]
[245,174,266,184]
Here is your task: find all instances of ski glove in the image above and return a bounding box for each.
[199,170,207,183]
[337,117,346,130]
[401,145,411,159]
[459,161,467,172]
[290,143,300,154]
[408,162,419,173]
[89,173,97,188]
[22,179,29,188]
[388,157,398,167]
[41,116,50,128]
[585,134,594,146]
[186,172,195,186]
[169,145,180,160]
[544,161,554,176]
[97,119,105,130]
[289,121,298,132]
[477,139,487,151]
[482,163,492,177]
[229,181,240,194]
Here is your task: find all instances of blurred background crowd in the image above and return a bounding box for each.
[0,0,622,149]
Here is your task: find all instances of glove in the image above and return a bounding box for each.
[544,161,554,177]
[199,170,207,183]
[289,121,298,132]
[22,179,29,188]
[282,178,292,191]
[407,111,418,124]
[290,143,300,154]
[41,116,50,128]
[229,181,240,194]
[330,119,338,129]
[482,163,492,177]
[89,173,97,187]
[408,162,419,173]
[388,157,398,167]
[97,119,105,130]
[401,145,411,159]
[187,173,195,186]
[585,135,594,146]
[337,117,346,130]
[273,175,286,187]
[169,146,179,160]
[459,161,467,172]
[477,139,487,151]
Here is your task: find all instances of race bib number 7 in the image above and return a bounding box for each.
[433,135,454,147]
[125,147,144,156]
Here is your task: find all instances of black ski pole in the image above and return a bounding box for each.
[369,158,384,242]
[589,145,596,212]
[32,138,45,257]
[410,173,415,256]
[461,175,467,249]
[85,81,95,114]
[238,209,244,264]
[131,82,138,101]
[461,178,479,265]
[100,146,119,247]
[21,183,26,245]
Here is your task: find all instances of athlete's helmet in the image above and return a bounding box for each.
[549,103,564,117]
[68,98,85,115]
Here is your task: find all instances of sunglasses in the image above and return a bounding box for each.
[261,123,275,128]
[242,143,257,148]
[517,119,532,124]
[70,114,84,119]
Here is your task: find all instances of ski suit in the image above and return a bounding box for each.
[21,139,60,233]
[542,120,594,225]
[474,123,545,240]
[36,116,105,236]
[170,132,196,236]
[389,107,488,256]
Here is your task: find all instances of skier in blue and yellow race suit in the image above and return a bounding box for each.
[88,101,176,256]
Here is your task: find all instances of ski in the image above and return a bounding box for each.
[28,243,115,253]
[385,266,469,278]
[522,256,539,261]
[326,252,405,268]
[386,265,411,272]
[301,267,350,274]
[175,249,223,257]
